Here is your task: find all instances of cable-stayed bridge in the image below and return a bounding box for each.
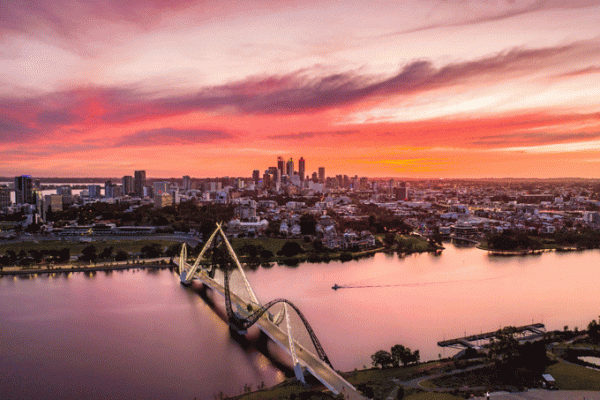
[176,224,366,399]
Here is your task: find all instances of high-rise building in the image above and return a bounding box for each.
[14,175,34,204]
[318,167,325,183]
[298,157,305,182]
[105,181,115,198]
[153,181,169,195]
[286,158,294,176]
[134,170,146,197]
[277,156,285,177]
[57,185,72,195]
[269,167,279,184]
[88,185,102,198]
[252,170,260,185]
[395,182,409,200]
[182,175,191,191]
[0,185,11,207]
[122,175,134,195]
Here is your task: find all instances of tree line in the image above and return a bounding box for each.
[371,344,420,368]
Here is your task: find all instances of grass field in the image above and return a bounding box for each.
[230,237,305,255]
[545,361,600,390]
[0,239,181,257]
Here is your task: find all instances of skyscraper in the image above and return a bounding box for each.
[14,175,34,204]
[182,175,191,191]
[277,156,285,177]
[298,157,305,182]
[252,170,260,185]
[318,167,325,183]
[122,175,134,195]
[134,170,146,197]
[286,158,294,176]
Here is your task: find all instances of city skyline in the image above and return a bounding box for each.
[2,1,600,178]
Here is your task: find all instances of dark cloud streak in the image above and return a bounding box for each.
[113,127,233,147]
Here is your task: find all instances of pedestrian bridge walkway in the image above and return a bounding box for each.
[176,224,366,400]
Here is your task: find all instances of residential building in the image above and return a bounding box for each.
[154,192,173,209]
[0,185,11,207]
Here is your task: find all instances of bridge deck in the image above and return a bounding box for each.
[183,264,366,400]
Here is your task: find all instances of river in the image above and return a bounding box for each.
[1,244,599,399]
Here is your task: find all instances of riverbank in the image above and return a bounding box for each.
[0,257,173,276]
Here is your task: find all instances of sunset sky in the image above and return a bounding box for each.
[2,0,600,178]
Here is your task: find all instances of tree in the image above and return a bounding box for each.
[391,344,418,367]
[141,243,163,258]
[278,241,303,257]
[58,248,70,263]
[371,350,394,368]
[165,244,182,258]
[115,250,128,262]
[299,213,317,235]
[98,246,114,260]
[80,245,97,262]
[588,318,600,343]
[488,327,520,370]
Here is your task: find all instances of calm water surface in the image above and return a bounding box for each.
[1,244,599,399]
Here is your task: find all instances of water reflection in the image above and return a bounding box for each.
[1,245,600,399]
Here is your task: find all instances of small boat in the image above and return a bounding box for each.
[332,284,341,290]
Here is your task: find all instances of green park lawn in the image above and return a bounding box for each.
[0,239,181,258]
[545,361,600,390]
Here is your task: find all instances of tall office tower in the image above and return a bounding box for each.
[88,185,102,198]
[298,157,305,182]
[311,172,318,182]
[0,185,11,207]
[14,175,34,204]
[252,170,260,185]
[286,158,294,177]
[134,170,146,197]
[122,176,134,195]
[262,172,271,189]
[388,179,395,193]
[153,181,169,195]
[105,181,114,198]
[277,156,285,177]
[182,175,191,191]
[318,167,325,183]
[268,167,279,183]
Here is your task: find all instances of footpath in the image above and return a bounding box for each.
[0,257,173,276]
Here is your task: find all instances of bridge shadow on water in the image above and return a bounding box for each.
[189,281,298,380]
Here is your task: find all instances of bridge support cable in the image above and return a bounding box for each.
[180,224,333,369]
[216,224,260,306]
[178,243,187,277]
[182,226,221,283]
[222,268,333,368]
[284,303,306,384]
